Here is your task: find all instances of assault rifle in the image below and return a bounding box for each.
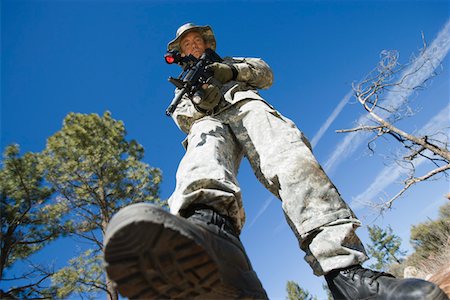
[164,48,223,116]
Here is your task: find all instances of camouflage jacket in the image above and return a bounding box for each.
[171,57,274,134]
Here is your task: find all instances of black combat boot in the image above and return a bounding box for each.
[104,203,268,299]
[325,264,448,300]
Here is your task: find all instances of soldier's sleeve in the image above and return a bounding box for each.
[230,57,274,89]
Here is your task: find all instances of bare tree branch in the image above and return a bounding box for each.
[383,164,450,209]
[338,42,450,210]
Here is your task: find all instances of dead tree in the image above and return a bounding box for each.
[338,42,450,210]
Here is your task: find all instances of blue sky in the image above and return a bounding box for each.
[2,1,449,299]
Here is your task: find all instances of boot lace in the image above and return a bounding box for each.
[344,265,394,286]
[181,204,239,238]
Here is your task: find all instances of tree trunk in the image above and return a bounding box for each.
[102,215,118,300]
[383,245,402,264]
[106,273,119,300]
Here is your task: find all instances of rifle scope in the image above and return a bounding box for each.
[164,50,183,64]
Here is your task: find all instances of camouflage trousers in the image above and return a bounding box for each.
[168,100,368,275]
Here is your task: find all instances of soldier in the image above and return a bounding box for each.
[104,23,448,299]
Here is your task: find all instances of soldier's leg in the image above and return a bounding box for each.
[168,116,247,232]
[225,100,448,300]
[225,100,367,275]
[104,116,268,299]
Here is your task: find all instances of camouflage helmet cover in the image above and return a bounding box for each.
[167,23,216,52]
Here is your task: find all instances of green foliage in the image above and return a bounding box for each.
[408,202,450,263]
[50,250,105,300]
[367,225,406,271]
[40,111,164,299]
[41,111,163,223]
[286,280,317,300]
[322,282,333,300]
[0,144,69,298]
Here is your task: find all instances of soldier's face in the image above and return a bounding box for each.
[180,31,209,59]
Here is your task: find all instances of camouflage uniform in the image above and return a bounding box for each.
[168,56,368,276]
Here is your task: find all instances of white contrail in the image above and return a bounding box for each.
[350,104,450,210]
[324,19,450,174]
[350,160,416,210]
[248,195,274,228]
[311,91,353,149]
[273,220,287,234]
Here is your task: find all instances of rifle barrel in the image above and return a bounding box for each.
[165,87,186,116]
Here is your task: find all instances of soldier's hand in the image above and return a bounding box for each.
[206,63,237,84]
[193,81,221,111]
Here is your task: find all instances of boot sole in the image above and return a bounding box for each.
[104,203,248,299]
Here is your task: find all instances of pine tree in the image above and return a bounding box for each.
[367,225,406,271]
[41,112,164,300]
[0,144,69,299]
[322,282,333,300]
[286,280,317,300]
[409,202,450,262]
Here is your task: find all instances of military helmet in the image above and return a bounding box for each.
[167,23,216,52]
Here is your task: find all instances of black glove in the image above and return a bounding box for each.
[206,63,238,84]
[192,78,222,111]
